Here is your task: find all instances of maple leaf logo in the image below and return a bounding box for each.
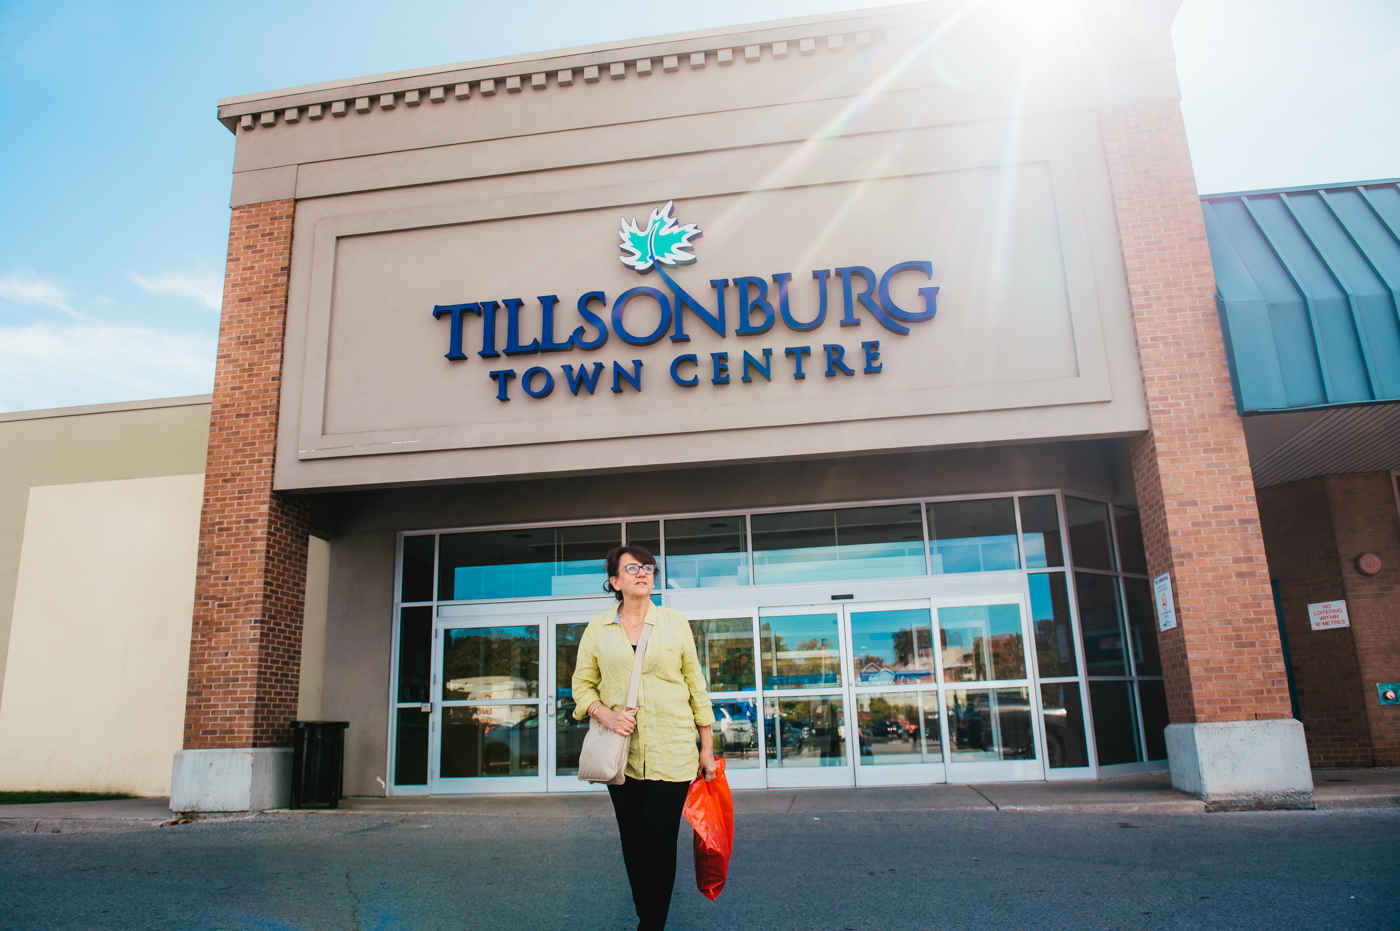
[618,201,702,272]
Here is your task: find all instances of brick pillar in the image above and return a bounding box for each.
[1100,99,1311,808]
[172,199,310,811]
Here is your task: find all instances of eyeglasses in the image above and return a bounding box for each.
[619,563,656,577]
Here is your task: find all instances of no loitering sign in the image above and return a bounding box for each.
[1307,600,1350,631]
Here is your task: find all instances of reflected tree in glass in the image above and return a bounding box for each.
[848,608,934,684]
[1028,574,1076,678]
[938,604,1026,683]
[692,617,757,692]
[763,697,845,767]
[760,614,842,689]
[442,627,540,700]
[441,705,540,778]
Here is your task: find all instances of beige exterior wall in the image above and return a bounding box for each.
[297,534,331,722]
[0,398,211,712]
[0,475,204,795]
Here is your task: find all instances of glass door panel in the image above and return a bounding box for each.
[432,620,545,794]
[846,604,945,787]
[691,613,764,788]
[935,598,1043,782]
[759,609,851,787]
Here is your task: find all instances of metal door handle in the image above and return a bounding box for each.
[546,695,555,717]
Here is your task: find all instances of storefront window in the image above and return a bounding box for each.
[393,709,429,786]
[760,614,842,689]
[400,535,434,603]
[1122,578,1163,676]
[938,604,1026,683]
[437,524,619,600]
[692,617,757,692]
[397,607,432,703]
[1113,505,1148,575]
[856,692,942,765]
[1040,683,1089,768]
[441,626,540,700]
[1074,572,1128,676]
[664,516,749,589]
[624,521,661,563]
[1065,497,1116,571]
[1137,680,1170,761]
[944,688,1035,761]
[848,608,934,684]
[554,622,589,777]
[710,698,760,769]
[1018,496,1064,568]
[440,706,539,777]
[1028,573,1076,678]
[927,498,1019,574]
[763,697,846,767]
[1088,681,1142,766]
[751,504,925,584]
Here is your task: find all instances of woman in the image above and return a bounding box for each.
[572,544,717,931]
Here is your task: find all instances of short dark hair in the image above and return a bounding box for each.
[603,544,658,602]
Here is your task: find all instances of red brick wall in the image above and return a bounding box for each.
[1100,99,1291,725]
[1258,479,1370,766]
[183,198,311,751]
[1326,472,1400,765]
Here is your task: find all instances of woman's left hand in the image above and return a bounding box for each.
[698,750,717,783]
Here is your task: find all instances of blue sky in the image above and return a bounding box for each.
[1,0,1396,413]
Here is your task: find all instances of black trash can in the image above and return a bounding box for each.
[290,721,349,809]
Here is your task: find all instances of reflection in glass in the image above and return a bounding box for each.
[849,609,934,684]
[761,614,842,689]
[693,618,757,692]
[945,688,1035,761]
[555,623,589,776]
[393,708,429,785]
[438,524,620,600]
[856,692,942,765]
[938,604,1026,682]
[441,705,539,777]
[442,627,540,700]
[625,521,661,560]
[664,516,749,589]
[763,697,846,767]
[397,607,432,703]
[1114,506,1148,575]
[1040,683,1089,768]
[1088,681,1142,766]
[1074,574,1128,676]
[1122,578,1163,676]
[927,499,1019,574]
[1065,497,1116,571]
[1137,680,1169,761]
[1029,574,1076,678]
[751,505,925,584]
[1018,496,1064,568]
[401,535,435,602]
[709,699,760,769]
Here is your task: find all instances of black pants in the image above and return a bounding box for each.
[607,777,691,931]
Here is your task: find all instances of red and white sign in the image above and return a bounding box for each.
[1307,600,1350,631]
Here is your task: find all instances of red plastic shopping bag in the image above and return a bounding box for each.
[684,757,734,901]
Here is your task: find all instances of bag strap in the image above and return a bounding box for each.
[624,622,651,711]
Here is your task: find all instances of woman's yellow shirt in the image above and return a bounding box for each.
[571,603,715,783]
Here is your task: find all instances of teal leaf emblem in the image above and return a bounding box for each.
[618,201,702,272]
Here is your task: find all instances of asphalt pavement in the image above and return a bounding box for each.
[1,780,1396,931]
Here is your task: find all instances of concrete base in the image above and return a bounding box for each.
[1165,720,1314,811]
[170,749,292,813]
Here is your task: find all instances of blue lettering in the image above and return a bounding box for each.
[878,261,938,324]
[503,298,540,356]
[521,366,554,398]
[572,292,609,351]
[735,277,775,336]
[488,368,516,400]
[824,344,854,377]
[659,267,726,341]
[711,351,730,385]
[538,295,573,352]
[785,346,811,380]
[478,301,502,357]
[562,362,605,395]
[612,288,672,346]
[836,265,911,335]
[670,354,699,387]
[776,272,827,332]
[741,348,772,383]
[612,359,643,393]
[432,302,479,360]
[862,340,882,374]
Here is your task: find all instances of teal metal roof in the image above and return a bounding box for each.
[1202,180,1400,414]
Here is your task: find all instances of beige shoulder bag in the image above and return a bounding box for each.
[577,623,651,785]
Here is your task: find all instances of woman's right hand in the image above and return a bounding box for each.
[598,706,637,737]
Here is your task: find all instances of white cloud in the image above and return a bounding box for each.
[0,271,79,317]
[129,269,224,311]
[0,320,215,413]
